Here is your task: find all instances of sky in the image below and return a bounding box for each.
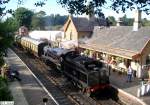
[4,0,150,20]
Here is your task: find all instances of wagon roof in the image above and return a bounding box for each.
[21,36,46,45]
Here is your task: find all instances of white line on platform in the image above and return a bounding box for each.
[9,48,59,105]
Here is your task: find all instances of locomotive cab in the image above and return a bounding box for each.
[88,68,110,93]
[84,61,110,93]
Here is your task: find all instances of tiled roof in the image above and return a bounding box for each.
[72,17,106,32]
[80,26,150,59]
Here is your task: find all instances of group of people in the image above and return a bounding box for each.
[108,57,134,82]
[80,50,150,83]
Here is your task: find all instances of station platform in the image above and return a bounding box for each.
[110,71,150,105]
[4,49,57,105]
[3,48,150,105]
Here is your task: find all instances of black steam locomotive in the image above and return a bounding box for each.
[62,51,110,96]
[42,47,110,96]
[14,35,110,96]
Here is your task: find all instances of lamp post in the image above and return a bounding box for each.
[43,97,48,105]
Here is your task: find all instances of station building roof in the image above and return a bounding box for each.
[79,26,150,59]
[63,16,106,32]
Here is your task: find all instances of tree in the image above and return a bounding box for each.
[53,14,68,25]
[1,0,150,17]
[31,15,41,30]
[56,0,150,16]
[107,16,116,26]
[5,17,19,31]
[13,7,34,29]
[0,21,14,67]
[43,14,67,30]
[36,11,46,17]
[119,15,134,26]
[31,11,46,30]
[141,18,150,26]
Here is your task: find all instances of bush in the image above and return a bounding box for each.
[0,76,13,101]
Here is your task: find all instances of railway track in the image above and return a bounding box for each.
[12,46,122,105]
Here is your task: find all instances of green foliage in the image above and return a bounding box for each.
[1,0,150,17]
[56,0,150,16]
[0,20,14,67]
[120,15,134,26]
[31,15,41,30]
[0,76,13,101]
[0,57,4,67]
[117,14,150,26]
[57,0,105,17]
[107,16,116,26]
[36,11,46,17]
[44,14,68,26]
[141,18,150,26]
[0,22,14,48]
[31,11,46,30]
[32,13,67,30]
[47,25,63,30]
[13,7,34,29]
[5,17,19,31]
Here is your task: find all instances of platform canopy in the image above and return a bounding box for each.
[79,26,150,59]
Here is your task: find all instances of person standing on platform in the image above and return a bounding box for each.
[127,65,133,82]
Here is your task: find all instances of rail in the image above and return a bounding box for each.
[12,46,122,105]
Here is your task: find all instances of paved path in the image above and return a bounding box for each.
[110,71,150,105]
[5,49,57,105]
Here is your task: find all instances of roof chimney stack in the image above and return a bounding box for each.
[133,10,141,31]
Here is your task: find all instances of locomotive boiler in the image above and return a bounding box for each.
[62,51,110,96]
